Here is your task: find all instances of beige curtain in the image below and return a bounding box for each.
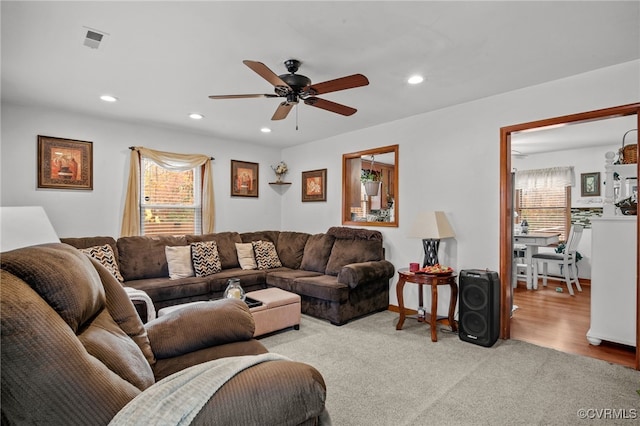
[514,166,574,190]
[120,147,215,237]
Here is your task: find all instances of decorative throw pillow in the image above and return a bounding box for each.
[165,246,195,279]
[80,244,124,282]
[235,242,257,270]
[191,241,222,277]
[252,240,283,270]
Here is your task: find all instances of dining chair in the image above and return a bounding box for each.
[512,244,527,288]
[532,224,584,295]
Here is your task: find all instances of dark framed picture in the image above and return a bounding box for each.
[581,172,601,197]
[302,168,327,202]
[231,160,259,197]
[37,135,93,190]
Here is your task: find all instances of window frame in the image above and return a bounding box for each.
[515,185,571,242]
[139,156,203,236]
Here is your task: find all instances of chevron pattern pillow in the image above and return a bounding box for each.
[252,240,282,270]
[80,244,124,282]
[191,241,222,277]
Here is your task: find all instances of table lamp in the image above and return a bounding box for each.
[409,211,455,267]
[0,206,60,252]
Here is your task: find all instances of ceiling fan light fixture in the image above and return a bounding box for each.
[100,94,118,102]
[189,113,204,120]
[260,127,271,133]
[407,75,424,85]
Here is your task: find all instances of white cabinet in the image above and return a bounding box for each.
[587,217,637,347]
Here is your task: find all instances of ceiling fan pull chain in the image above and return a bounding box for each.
[296,103,299,131]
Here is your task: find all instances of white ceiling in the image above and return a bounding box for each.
[2,1,639,149]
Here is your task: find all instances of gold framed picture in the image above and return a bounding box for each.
[37,135,93,190]
[231,160,259,197]
[302,168,327,202]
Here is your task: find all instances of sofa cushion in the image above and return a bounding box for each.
[235,243,257,270]
[0,269,144,424]
[276,231,310,269]
[191,241,222,277]
[1,244,155,391]
[325,239,384,276]
[1,244,105,332]
[165,246,195,279]
[186,232,242,270]
[118,235,187,281]
[300,233,335,273]
[252,240,282,270]
[124,276,211,304]
[240,230,280,245]
[61,236,119,264]
[266,268,323,292]
[80,244,124,282]
[293,275,349,303]
[206,269,267,295]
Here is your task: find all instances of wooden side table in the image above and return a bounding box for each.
[395,270,458,342]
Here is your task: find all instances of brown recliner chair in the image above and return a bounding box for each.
[1,243,327,425]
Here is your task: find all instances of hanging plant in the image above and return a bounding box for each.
[360,168,382,183]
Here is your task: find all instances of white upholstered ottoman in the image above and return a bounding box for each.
[246,288,301,337]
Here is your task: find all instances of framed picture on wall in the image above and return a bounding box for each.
[302,168,327,202]
[37,135,93,190]
[231,160,259,197]
[581,172,601,197]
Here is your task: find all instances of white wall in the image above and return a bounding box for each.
[281,60,639,313]
[2,60,638,315]
[0,104,284,237]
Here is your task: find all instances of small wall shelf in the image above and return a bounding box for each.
[269,182,291,186]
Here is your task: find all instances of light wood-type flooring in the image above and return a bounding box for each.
[510,280,636,369]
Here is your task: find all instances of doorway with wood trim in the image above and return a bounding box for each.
[499,103,640,370]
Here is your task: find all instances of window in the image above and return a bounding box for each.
[140,157,202,236]
[515,186,571,241]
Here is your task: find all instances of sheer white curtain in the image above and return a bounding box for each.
[121,147,215,237]
[515,166,575,190]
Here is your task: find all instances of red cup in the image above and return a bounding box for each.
[409,262,419,272]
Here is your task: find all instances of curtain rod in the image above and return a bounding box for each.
[129,146,214,160]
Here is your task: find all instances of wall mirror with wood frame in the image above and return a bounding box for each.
[342,144,399,227]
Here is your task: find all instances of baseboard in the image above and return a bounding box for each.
[515,278,591,289]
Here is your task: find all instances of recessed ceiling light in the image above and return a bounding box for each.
[261,127,271,133]
[189,113,204,120]
[100,95,118,102]
[407,75,424,85]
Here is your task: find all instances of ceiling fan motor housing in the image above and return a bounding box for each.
[279,73,312,92]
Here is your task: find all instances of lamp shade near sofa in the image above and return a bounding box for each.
[0,206,60,252]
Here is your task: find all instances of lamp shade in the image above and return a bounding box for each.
[409,211,455,239]
[0,206,60,252]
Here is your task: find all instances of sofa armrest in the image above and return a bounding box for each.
[145,298,255,359]
[337,260,395,289]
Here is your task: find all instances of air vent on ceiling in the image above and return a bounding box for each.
[83,29,105,49]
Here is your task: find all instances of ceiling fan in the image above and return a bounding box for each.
[209,59,369,121]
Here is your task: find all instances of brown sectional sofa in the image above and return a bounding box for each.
[62,226,395,325]
[1,242,327,424]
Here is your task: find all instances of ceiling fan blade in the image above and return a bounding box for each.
[306,74,369,96]
[243,60,291,89]
[304,97,357,116]
[271,102,294,120]
[208,94,279,99]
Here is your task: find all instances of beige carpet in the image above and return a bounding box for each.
[260,310,640,426]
